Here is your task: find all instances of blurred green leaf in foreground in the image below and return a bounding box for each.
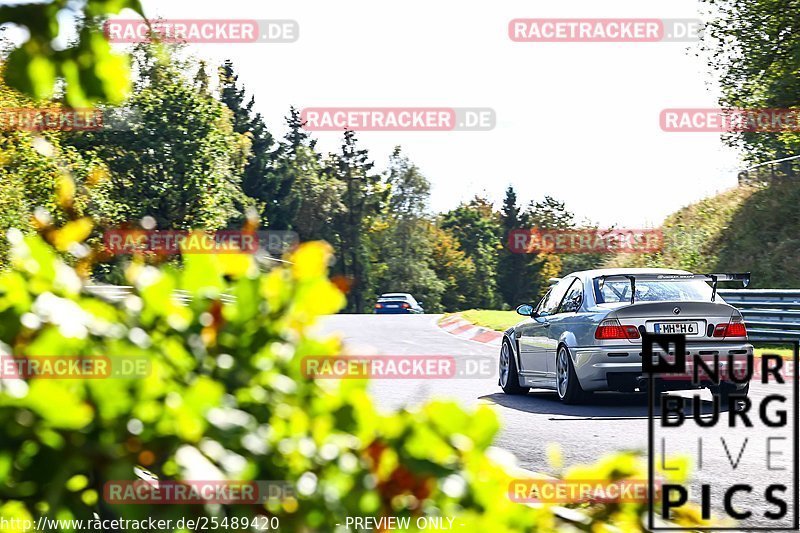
[1,0,144,107]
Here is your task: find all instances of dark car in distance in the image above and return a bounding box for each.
[374,293,424,314]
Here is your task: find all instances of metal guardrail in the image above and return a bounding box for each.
[737,153,800,184]
[718,289,800,341]
[85,285,236,306]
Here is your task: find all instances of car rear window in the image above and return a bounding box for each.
[593,278,713,303]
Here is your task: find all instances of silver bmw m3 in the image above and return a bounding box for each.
[498,268,753,404]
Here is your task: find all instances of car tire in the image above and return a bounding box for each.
[499,340,530,395]
[556,345,587,404]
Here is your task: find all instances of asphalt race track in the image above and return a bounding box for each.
[318,314,798,528]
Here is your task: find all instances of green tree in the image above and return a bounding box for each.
[496,186,541,307]
[67,46,252,231]
[700,0,800,168]
[193,60,210,93]
[370,148,445,312]
[0,70,108,268]
[523,196,606,283]
[329,131,388,313]
[440,197,501,309]
[276,108,342,241]
[283,106,315,153]
[429,225,478,311]
[524,195,574,230]
[218,61,295,228]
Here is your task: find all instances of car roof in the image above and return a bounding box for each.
[379,293,413,298]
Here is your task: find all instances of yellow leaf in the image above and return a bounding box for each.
[56,175,75,208]
[85,166,109,187]
[217,251,255,278]
[52,218,93,251]
[290,241,332,280]
[0,501,33,533]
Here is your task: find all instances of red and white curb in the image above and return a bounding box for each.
[437,315,503,346]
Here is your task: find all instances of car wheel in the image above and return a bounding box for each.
[499,340,530,395]
[556,345,587,404]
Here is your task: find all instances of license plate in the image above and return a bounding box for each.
[386,304,399,308]
[654,322,699,335]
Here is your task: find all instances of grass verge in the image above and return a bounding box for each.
[754,346,794,360]
[446,309,519,331]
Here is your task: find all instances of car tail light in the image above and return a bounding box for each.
[402,303,410,309]
[375,303,383,309]
[595,319,640,340]
[713,315,747,338]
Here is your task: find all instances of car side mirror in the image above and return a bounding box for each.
[516,303,535,317]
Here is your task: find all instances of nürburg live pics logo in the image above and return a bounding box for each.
[645,333,799,530]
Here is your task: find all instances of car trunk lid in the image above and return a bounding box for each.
[606,301,739,342]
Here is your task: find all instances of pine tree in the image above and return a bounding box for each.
[275,107,338,242]
[193,61,209,93]
[217,60,296,228]
[497,186,541,306]
[284,107,316,153]
[218,60,250,131]
[331,130,389,312]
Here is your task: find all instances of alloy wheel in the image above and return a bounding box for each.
[499,343,510,387]
[557,348,569,398]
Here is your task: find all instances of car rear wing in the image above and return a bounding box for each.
[595,272,750,304]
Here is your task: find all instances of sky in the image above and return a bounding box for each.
[23,0,747,227]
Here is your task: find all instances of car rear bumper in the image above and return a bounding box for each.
[572,342,754,392]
